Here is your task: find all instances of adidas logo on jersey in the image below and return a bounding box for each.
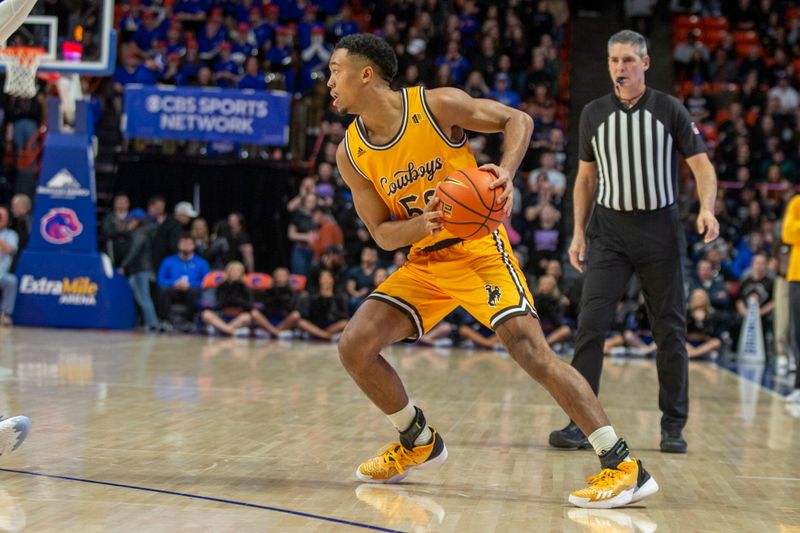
[411,113,424,124]
[357,147,366,157]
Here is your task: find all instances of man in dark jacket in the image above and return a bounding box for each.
[148,195,183,272]
[101,193,130,266]
[119,208,159,331]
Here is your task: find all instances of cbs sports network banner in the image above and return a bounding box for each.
[123,85,291,145]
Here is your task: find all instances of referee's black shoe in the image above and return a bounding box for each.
[549,421,591,449]
[660,429,688,453]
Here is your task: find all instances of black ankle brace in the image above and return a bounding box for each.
[599,438,630,470]
[399,406,426,450]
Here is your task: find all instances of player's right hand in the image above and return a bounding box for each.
[568,233,587,273]
[421,193,443,237]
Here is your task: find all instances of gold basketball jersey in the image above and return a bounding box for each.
[344,86,477,251]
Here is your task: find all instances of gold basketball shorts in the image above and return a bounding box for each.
[368,227,537,340]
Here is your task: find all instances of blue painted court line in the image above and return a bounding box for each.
[0,468,406,533]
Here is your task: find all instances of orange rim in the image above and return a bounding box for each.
[0,46,47,67]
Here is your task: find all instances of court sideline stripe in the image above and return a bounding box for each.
[0,468,407,533]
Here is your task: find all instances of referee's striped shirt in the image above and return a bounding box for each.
[578,88,706,212]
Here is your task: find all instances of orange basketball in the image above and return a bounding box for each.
[436,167,506,240]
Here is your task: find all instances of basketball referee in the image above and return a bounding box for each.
[549,30,720,453]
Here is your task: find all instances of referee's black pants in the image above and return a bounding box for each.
[572,205,689,432]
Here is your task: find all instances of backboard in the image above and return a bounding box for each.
[2,0,116,76]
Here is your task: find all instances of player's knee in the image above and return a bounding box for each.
[505,333,553,379]
[338,326,370,370]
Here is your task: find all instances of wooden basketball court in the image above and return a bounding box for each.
[0,327,796,532]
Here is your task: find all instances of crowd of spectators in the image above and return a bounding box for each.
[101,192,262,333]
[106,0,573,160]
[115,1,334,94]
[98,188,367,339]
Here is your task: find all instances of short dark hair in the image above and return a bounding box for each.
[179,232,194,242]
[334,33,397,83]
[607,29,648,57]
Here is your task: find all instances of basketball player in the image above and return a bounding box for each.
[782,193,800,404]
[330,34,658,509]
[0,0,40,458]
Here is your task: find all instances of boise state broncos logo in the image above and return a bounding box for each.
[40,207,83,245]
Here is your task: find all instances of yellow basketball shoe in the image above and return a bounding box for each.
[569,439,659,509]
[356,408,448,484]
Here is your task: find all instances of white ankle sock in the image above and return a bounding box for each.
[387,404,416,432]
[387,403,432,446]
[588,425,631,461]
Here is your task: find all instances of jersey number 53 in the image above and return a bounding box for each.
[398,189,436,218]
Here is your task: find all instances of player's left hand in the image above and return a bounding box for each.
[481,163,514,217]
[696,208,719,243]
[421,192,443,237]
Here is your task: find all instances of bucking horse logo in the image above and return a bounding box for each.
[41,208,83,245]
[485,284,501,307]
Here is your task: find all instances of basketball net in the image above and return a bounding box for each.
[0,46,45,98]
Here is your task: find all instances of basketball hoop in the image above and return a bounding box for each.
[0,46,46,98]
